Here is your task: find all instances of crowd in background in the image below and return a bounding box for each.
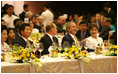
[1,2,117,55]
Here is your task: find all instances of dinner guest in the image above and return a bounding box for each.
[85,23,104,52]
[12,20,24,44]
[99,17,111,40]
[74,14,79,24]
[55,16,66,34]
[62,22,78,47]
[75,21,90,41]
[6,28,15,49]
[1,25,9,52]
[106,18,116,31]
[95,13,102,32]
[13,23,33,48]
[39,23,58,55]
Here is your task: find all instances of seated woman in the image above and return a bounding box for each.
[6,28,15,49]
[1,25,9,52]
[84,23,104,52]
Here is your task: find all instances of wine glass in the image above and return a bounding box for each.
[33,42,39,55]
[38,42,44,58]
[104,40,109,50]
[63,41,70,50]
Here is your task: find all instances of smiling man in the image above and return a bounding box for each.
[62,22,78,47]
[13,23,33,48]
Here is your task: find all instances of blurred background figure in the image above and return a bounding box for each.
[1,19,6,26]
[41,4,54,26]
[99,17,111,40]
[2,5,19,28]
[103,2,116,24]
[19,4,29,21]
[55,16,66,34]
[106,18,116,31]
[95,13,102,32]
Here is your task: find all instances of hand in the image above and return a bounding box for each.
[81,39,86,45]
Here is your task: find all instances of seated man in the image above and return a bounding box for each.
[99,17,111,40]
[39,23,58,55]
[13,23,33,48]
[62,22,78,47]
[75,21,90,41]
[54,16,66,34]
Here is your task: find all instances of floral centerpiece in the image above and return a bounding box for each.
[29,32,44,43]
[12,45,40,63]
[103,45,117,56]
[62,45,88,59]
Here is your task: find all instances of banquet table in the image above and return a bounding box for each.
[1,53,117,73]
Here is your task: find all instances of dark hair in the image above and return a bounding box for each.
[15,20,24,31]
[31,15,37,20]
[103,2,111,8]
[79,21,87,26]
[96,12,101,15]
[88,23,98,31]
[1,25,7,33]
[44,4,50,9]
[6,5,14,10]
[106,18,112,23]
[13,19,21,26]
[7,28,15,34]
[23,4,29,9]
[19,23,30,35]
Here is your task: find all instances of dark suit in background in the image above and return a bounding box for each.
[39,34,58,55]
[62,34,75,47]
[99,26,111,40]
[19,11,25,21]
[104,9,116,24]
[12,36,33,48]
[75,30,90,41]
[55,22,65,33]
[96,21,102,32]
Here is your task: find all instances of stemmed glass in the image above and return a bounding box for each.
[33,42,39,55]
[38,42,44,58]
[63,41,70,50]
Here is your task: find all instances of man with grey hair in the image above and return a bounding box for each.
[25,11,33,20]
[62,22,78,47]
[55,16,66,33]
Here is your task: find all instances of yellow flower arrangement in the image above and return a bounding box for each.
[12,45,40,63]
[29,32,44,43]
[62,45,88,59]
[103,45,117,56]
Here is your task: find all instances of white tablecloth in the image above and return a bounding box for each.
[1,54,117,73]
